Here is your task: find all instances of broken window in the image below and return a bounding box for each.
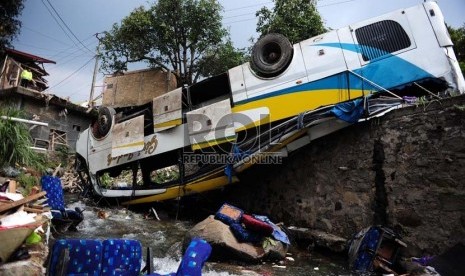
[355,20,411,61]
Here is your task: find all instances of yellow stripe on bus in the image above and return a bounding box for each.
[154,118,183,128]
[232,89,364,123]
[112,141,145,149]
[122,175,239,205]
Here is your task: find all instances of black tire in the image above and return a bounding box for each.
[251,33,293,78]
[97,106,115,137]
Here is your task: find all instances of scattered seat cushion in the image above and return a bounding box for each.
[101,239,142,276]
[349,226,381,272]
[241,214,273,236]
[41,175,65,211]
[176,238,212,276]
[230,223,263,244]
[49,239,103,276]
[146,239,211,276]
[41,175,84,231]
[214,203,243,225]
[253,215,290,245]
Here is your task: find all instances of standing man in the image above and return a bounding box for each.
[20,68,33,88]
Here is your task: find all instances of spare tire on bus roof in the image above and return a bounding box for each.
[251,33,293,78]
[97,106,115,137]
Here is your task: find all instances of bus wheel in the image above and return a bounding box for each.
[97,106,115,137]
[251,33,293,78]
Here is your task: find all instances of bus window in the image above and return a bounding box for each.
[355,20,411,61]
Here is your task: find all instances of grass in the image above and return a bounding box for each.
[17,173,39,195]
[0,106,45,172]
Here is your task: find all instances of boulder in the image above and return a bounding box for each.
[185,215,265,262]
[287,226,348,253]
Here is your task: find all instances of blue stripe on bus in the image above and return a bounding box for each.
[235,43,434,105]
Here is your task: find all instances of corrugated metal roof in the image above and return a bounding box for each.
[5,48,56,64]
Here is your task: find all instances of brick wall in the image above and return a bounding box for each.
[102,69,177,108]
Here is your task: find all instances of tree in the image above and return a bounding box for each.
[447,24,465,74]
[0,0,24,52]
[197,39,247,77]
[256,0,326,44]
[100,0,243,86]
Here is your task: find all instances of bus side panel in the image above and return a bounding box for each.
[423,2,453,47]
[301,31,348,84]
[401,3,463,93]
[241,44,308,100]
[336,27,364,99]
[402,3,450,79]
[301,30,350,102]
[344,5,433,93]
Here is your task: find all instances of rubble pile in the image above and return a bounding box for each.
[60,170,82,193]
[0,180,50,272]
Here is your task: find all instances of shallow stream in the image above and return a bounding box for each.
[53,196,354,276]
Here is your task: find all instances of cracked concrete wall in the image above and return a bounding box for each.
[225,95,465,256]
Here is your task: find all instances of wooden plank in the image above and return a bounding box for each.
[28,204,44,210]
[23,207,45,213]
[0,191,46,213]
[53,163,61,177]
[8,180,16,193]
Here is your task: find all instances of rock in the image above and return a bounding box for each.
[262,238,288,260]
[439,194,465,211]
[185,215,265,262]
[396,208,422,227]
[287,226,347,253]
[1,166,20,177]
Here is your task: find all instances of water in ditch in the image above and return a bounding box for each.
[52,197,354,276]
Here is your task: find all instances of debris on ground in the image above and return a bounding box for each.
[61,170,82,193]
[184,203,290,263]
[0,183,50,267]
[287,226,348,253]
[348,226,406,275]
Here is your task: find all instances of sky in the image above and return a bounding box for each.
[12,0,465,104]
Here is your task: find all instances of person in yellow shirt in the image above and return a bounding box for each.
[20,68,33,88]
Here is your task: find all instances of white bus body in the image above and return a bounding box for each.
[76,2,464,202]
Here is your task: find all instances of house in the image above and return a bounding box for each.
[102,68,177,108]
[0,48,94,151]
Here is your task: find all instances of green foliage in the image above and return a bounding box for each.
[0,107,45,170]
[100,0,236,86]
[55,145,70,167]
[0,0,24,52]
[256,0,326,44]
[100,172,112,188]
[447,24,465,74]
[197,39,247,77]
[151,166,179,184]
[453,104,465,111]
[17,173,38,195]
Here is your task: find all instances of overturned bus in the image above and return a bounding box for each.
[75,2,465,204]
